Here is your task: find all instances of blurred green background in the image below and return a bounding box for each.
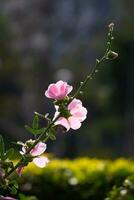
[0,0,134,159]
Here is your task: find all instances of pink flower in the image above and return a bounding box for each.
[0,196,17,200]
[17,141,49,175]
[54,98,87,131]
[45,80,73,100]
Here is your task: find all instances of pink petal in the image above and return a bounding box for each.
[58,81,73,97]
[68,116,82,130]
[68,98,82,111]
[30,142,46,156]
[66,85,73,95]
[68,98,87,122]
[71,107,87,121]
[45,84,59,99]
[59,82,67,98]
[56,81,71,100]
[2,196,17,200]
[55,117,70,131]
[56,80,65,87]
[33,156,49,168]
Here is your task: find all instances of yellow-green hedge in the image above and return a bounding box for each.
[19,158,134,200]
[106,175,134,200]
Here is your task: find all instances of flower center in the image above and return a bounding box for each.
[58,105,72,118]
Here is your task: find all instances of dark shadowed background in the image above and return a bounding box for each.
[0,0,134,158]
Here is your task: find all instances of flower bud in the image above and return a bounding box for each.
[108,23,114,31]
[107,50,118,60]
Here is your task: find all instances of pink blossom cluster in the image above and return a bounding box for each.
[45,80,87,131]
[17,80,87,175]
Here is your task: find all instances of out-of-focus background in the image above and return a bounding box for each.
[0,0,134,159]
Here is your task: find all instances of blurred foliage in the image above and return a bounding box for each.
[14,157,134,200]
[106,175,134,200]
[19,193,38,200]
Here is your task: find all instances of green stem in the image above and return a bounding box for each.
[72,56,106,99]
[72,23,115,100]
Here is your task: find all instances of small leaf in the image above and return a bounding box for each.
[32,115,39,130]
[19,193,38,200]
[49,134,56,141]
[4,148,14,160]
[10,180,19,189]
[0,135,5,159]
[25,125,35,134]
[10,186,17,194]
[16,141,25,146]
[35,128,46,135]
[107,50,118,60]
[45,113,49,118]
[96,59,100,64]
[25,125,46,135]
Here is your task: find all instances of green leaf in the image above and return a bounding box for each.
[25,125,35,134]
[4,148,14,160]
[49,134,56,141]
[19,194,38,200]
[10,180,19,189]
[34,128,46,135]
[10,186,17,194]
[0,135,5,159]
[32,115,39,130]
[25,125,46,135]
